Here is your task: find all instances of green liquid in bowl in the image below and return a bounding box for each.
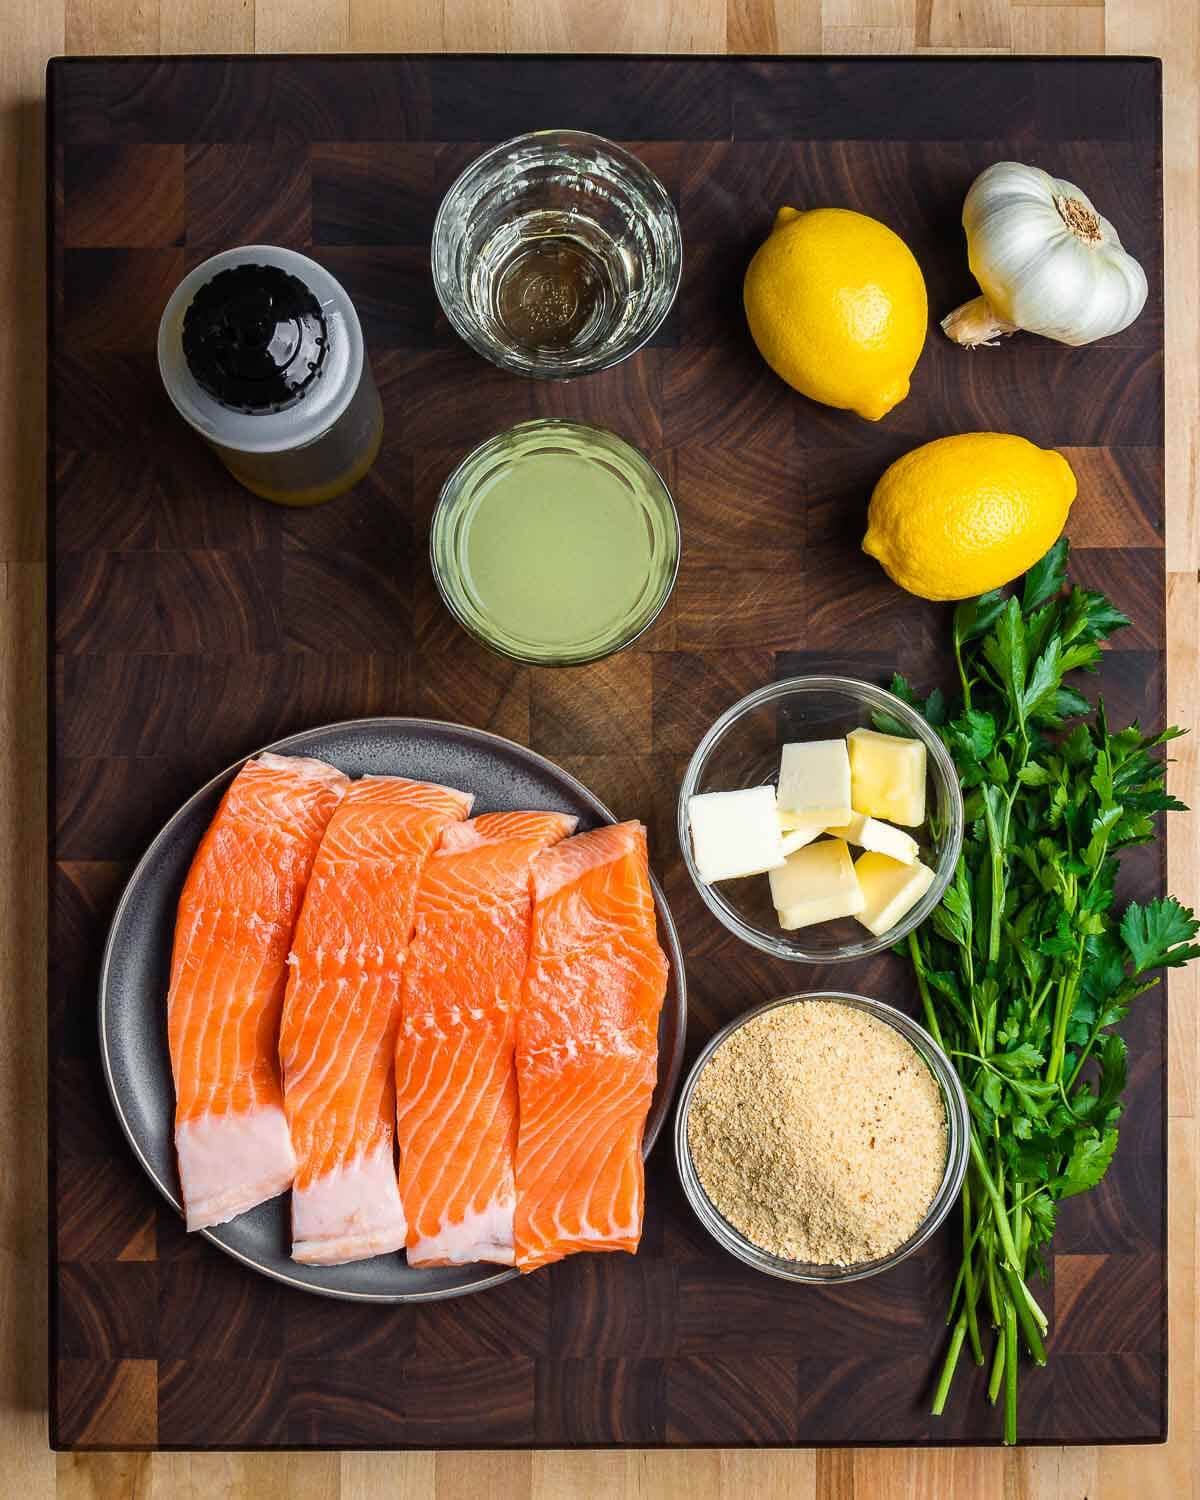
[431,420,679,666]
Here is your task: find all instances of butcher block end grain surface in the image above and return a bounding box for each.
[48,54,1165,1449]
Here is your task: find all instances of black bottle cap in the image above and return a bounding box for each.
[182,263,329,414]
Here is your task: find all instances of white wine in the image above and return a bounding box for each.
[433,131,682,379]
[493,231,612,354]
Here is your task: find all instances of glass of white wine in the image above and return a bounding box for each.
[432,131,682,379]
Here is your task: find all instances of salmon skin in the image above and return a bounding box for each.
[279,775,471,1266]
[395,810,578,1267]
[513,821,668,1271]
[167,752,349,1232]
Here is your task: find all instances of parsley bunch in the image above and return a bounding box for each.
[885,539,1199,1444]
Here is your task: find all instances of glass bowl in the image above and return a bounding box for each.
[675,991,970,1284]
[677,676,963,963]
[430,419,680,667]
[432,129,682,379]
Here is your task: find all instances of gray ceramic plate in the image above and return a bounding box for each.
[99,717,687,1302]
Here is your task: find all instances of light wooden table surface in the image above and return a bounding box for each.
[3,1,1197,1496]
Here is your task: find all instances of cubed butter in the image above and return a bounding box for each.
[776,739,853,826]
[769,838,865,931]
[777,806,818,832]
[847,728,927,827]
[780,825,821,856]
[688,786,786,883]
[854,850,935,937]
[824,810,919,866]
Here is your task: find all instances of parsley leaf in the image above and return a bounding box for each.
[954,588,1008,647]
[1021,537,1070,612]
[983,596,1027,712]
[1056,1129,1119,1198]
[1120,897,1200,975]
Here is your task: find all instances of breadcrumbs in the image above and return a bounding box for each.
[687,1000,947,1266]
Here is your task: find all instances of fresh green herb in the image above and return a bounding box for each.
[889,539,1198,1444]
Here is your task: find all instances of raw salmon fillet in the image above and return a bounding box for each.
[167,752,349,1232]
[279,775,471,1265]
[513,821,668,1271]
[395,810,578,1267]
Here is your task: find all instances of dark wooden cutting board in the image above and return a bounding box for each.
[48,53,1166,1450]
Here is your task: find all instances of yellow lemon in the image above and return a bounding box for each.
[863,433,1078,601]
[743,207,928,421]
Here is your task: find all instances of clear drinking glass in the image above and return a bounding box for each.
[432,130,682,378]
[430,419,679,667]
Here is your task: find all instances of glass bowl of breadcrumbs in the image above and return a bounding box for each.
[676,992,969,1283]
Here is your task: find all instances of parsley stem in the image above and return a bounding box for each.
[968,1134,1048,1352]
[1046,946,1085,1085]
[954,630,972,710]
[1005,1265,1049,1357]
[932,1312,967,1417]
[1003,1297,1019,1445]
[988,1327,1006,1404]
[985,1236,1002,1329]
[961,1177,984,1365]
[969,1131,1021,1268]
[908,933,944,1050]
[1029,974,1055,1025]
[947,1262,965,1323]
[1065,1033,1097,1093]
[982,790,1005,966]
[945,1213,988,1323]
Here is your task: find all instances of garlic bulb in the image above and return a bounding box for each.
[942,161,1148,348]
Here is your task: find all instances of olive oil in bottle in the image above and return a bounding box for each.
[158,247,382,507]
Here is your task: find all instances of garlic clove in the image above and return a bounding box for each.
[940,296,1019,348]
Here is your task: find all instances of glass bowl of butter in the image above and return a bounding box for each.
[677,676,963,963]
